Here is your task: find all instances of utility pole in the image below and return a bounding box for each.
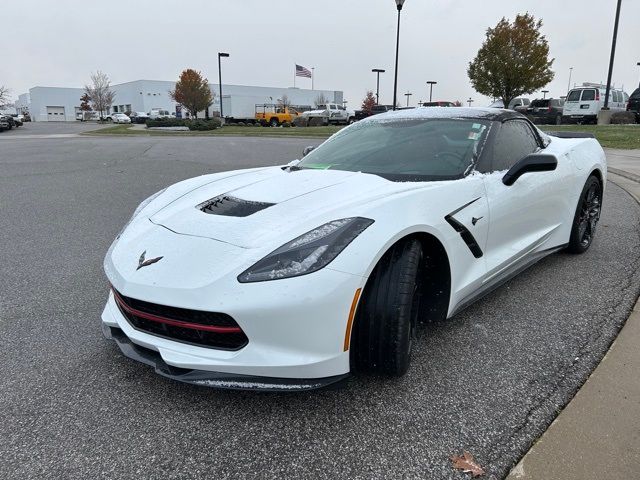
[404,91,412,107]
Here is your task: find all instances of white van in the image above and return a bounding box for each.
[148,109,176,120]
[562,84,628,124]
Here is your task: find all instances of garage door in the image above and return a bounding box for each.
[46,106,66,121]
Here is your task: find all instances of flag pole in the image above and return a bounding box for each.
[293,64,296,88]
[312,67,315,90]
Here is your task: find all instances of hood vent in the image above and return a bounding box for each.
[198,195,274,217]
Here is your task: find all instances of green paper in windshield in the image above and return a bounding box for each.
[303,163,333,170]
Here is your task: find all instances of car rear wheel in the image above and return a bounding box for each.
[567,175,602,254]
[270,118,279,127]
[351,239,425,376]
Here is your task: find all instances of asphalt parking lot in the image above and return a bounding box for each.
[1,130,640,479]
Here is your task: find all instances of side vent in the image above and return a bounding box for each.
[198,195,274,217]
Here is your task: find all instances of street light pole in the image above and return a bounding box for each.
[372,68,385,105]
[218,52,229,122]
[392,0,406,111]
[603,0,622,110]
[467,98,474,107]
[637,62,640,88]
[542,90,549,99]
[404,91,412,107]
[567,67,573,95]
[426,81,437,102]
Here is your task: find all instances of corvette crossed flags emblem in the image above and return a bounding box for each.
[137,251,163,270]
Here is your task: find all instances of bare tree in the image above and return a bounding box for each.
[84,71,115,120]
[314,93,329,108]
[0,86,11,108]
[277,94,292,108]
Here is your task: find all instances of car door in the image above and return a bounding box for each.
[482,119,568,278]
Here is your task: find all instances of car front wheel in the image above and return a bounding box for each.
[351,239,424,376]
[567,175,602,254]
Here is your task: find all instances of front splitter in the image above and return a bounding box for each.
[103,325,350,392]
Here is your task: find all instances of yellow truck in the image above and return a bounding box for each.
[255,104,299,127]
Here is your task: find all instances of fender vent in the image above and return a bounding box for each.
[198,195,274,217]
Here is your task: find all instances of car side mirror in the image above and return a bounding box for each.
[502,153,558,186]
[303,146,316,157]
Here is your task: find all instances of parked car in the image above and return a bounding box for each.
[129,112,150,124]
[525,98,565,125]
[102,107,606,390]
[148,109,176,120]
[11,114,25,124]
[562,84,628,124]
[489,98,531,111]
[300,103,355,125]
[354,104,392,122]
[107,113,131,124]
[0,114,16,129]
[627,87,640,123]
[0,115,10,131]
[255,104,299,127]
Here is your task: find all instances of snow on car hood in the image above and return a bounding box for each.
[149,166,420,249]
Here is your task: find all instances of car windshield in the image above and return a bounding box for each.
[298,118,491,182]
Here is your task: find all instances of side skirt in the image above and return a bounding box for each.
[449,244,568,317]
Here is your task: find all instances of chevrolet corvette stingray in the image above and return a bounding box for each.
[102,107,606,391]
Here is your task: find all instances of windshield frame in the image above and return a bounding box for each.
[297,117,495,182]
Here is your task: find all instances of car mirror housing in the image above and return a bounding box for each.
[303,146,316,157]
[502,153,558,186]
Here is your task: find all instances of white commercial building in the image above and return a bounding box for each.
[20,80,343,122]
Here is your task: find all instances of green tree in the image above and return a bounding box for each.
[361,91,376,114]
[468,13,554,109]
[170,69,214,119]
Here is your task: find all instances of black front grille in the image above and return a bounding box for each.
[113,290,248,350]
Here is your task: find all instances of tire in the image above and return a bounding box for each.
[351,239,425,376]
[567,176,602,254]
[270,117,279,127]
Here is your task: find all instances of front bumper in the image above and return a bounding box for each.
[103,324,349,391]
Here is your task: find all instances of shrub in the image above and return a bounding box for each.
[610,111,636,125]
[309,117,326,127]
[146,118,187,128]
[237,122,246,127]
[188,118,221,131]
[282,121,291,128]
[292,116,308,127]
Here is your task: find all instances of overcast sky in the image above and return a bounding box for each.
[3,0,640,107]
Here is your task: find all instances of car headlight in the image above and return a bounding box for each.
[238,217,374,283]
[116,188,167,239]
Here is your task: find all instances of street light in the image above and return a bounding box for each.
[218,52,230,121]
[426,81,437,102]
[637,62,640,88]
[372,68,386,105]
[603,0,622,111]
[542,90,549,99]
[404,91,412,107]
[467,98,474,107]
[392,0,406,111]
[567,67,573,95]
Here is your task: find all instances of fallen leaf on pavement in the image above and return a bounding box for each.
[450,451,485,477]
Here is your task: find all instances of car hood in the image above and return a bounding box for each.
[147,166,427,249]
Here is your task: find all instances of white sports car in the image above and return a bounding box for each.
[102,108,606,391]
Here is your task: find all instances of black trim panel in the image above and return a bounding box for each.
[445,197,484,258]
[103,325,349,392]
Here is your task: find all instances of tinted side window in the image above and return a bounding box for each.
[492,121,540,171]
[581,90,596,101]
[567,90,581,101]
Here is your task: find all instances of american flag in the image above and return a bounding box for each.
[296,64,312,78]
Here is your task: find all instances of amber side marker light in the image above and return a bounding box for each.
[343,288,362,352]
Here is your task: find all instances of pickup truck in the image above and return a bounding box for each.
[354,104,393,121]
[255,104,299,126]
[300,103,355,125]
